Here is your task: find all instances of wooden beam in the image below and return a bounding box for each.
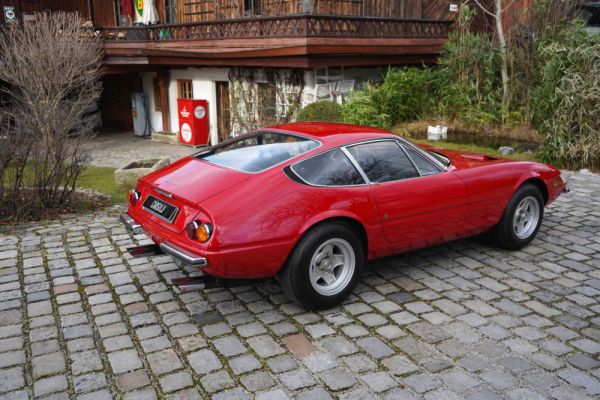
[157,69,170,132]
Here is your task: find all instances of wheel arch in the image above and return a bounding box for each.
[296,215,369,258]
[518,177,549,205]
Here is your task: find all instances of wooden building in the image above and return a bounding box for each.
[1,0,457,141]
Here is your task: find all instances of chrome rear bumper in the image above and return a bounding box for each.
[159,241,208,267]
[120,213,208,267]
[120,213,143,235]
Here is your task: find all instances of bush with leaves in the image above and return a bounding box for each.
[533,26,600,169]
[340,90,391,130]
[297,101,342,122]
[0,12,103,221]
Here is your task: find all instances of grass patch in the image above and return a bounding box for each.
[407,138,538,162]
[77,165,126,203]
[394,120,541,143]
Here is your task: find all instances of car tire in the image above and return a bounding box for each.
[278,222,364,310]
[490,183,544,250]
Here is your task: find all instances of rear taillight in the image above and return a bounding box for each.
[186,221,213,242]
[127,189,141,206]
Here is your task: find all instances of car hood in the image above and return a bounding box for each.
[140,157,250,204]
[421,145,510,170]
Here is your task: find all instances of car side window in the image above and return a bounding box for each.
[291,148,366,186]
[346,141,420,183]
[402,144,441,176]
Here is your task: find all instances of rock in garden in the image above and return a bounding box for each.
[498,146,515,155]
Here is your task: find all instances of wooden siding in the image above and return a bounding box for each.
[0,0,116,23]
[422,0,454,20]
[180,0,454,23]
[0,0,89,17]
[91,0,115,26]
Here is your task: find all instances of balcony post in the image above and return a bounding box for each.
[158,69,170,132]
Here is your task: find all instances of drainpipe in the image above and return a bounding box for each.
[86,0,93,21]
[302,0,314,13]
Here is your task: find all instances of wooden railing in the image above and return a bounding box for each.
[98,15,452,42]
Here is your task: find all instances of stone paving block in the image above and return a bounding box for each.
[283,334,316,358]
[159,371,193,393]
[279,369,316,390]
[296,387,333,400]
[403,373,441,394]
[302,351,338,373]
[73,373,107,394]
[247,335,285,358]
[108,349,143,374]
[230,354,262,375]
[147,348,183,376]
[558,368,600,395]
[359,371,397,393]
[34,375,68,397]
[200,370,236,393]
[213,335,247,357]
[382,355,419,376]
[267,355,297,373]
[319,367,356,391]
[71,349,103,376]
[123,388,158,400]
[32,351,65,379]
[187,348,222,374]
[0,367,24,393]
[240,371,276,392]
[115,370,151,392]
[256,389,290,400]
[356,336,394,359]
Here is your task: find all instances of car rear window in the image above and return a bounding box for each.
[197,131,319,173]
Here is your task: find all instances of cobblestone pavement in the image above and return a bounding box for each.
[1,171,599,400]
[87,131,196,168]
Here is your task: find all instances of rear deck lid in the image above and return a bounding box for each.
[141,157,249,205]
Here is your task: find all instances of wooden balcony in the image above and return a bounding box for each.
[99,15,453,70]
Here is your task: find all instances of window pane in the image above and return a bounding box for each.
[292,149,365,186]
[347,141,419,183]
[198,131,318,173]
[403,145,440,176]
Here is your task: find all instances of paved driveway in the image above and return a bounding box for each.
[87,131,196,169]
[0,171,599,400]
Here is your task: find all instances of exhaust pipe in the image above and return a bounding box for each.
[126,244,165,258]
[172,276,265,292]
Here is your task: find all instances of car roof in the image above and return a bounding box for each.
[266,122,394,143]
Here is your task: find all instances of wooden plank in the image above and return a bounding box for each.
[91,0,116,26]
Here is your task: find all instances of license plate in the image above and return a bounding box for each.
[142,195,179,223]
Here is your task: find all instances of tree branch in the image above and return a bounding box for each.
[471,0,496,17]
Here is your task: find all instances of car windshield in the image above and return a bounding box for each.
[427,150,451,167]
[196,131,319,173]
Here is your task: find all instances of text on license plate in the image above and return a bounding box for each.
[142,195,179,223]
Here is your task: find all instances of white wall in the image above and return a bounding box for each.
[168,68,230,146]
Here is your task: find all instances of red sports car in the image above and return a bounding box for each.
[121,123,567,309]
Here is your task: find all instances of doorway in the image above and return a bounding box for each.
[215,81,231,143]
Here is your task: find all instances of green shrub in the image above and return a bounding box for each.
[297,101,341,122]
[533,27,600,169]
[370,67,439,124]
[340,90,391,130]
[436,6,503,125]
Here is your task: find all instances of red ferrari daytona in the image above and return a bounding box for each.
[121,123,568,309]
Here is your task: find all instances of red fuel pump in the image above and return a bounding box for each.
[177,99,210,147]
